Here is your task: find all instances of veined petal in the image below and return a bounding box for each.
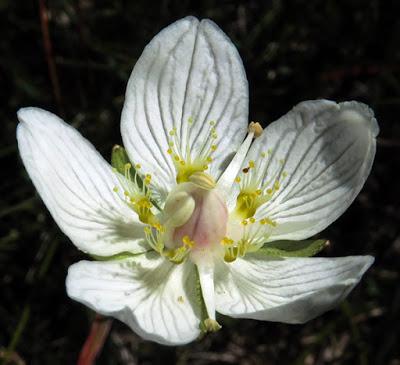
[66,253,201,345]
[17,107,148,256]
[121,17,248,196]
[240,100,378,240]
[214,254,373,323]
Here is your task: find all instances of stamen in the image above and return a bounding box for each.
[112,162,157,225]
[144,224,194,264]
[166,118,219,183]
[248,121,263,137]
[233,149,288,220]
[222,216,275,262]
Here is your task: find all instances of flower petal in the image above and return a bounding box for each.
[17,107,148,256]
[121,17,248,198]
[66,253,201,345]
[214,254,373,323]
[247,100,378,240]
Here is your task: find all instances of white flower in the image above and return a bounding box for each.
[17,17,379,346]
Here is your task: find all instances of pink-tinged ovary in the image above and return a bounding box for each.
[173,189,228,249]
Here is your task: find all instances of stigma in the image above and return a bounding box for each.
[143,172,228,264]
[165,174,228,251]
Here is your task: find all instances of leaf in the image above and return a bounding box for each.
[257,239,329,257]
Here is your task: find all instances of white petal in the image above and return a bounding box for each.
[66,253,201,345]
[17,107,148,256]
[247,100,378,240]
[214,254,373,323]
[121,17,248,198]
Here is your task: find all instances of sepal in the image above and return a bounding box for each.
[257,239,328,257]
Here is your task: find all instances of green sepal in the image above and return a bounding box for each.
[111,145,144,188]
[90,251,148,261]
[257,239,329,258]
[111,145,161,210]
[111,145,130,172]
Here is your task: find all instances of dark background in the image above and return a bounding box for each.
[1,1,400,364]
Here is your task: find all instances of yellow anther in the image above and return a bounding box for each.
[248,121,263,138]
[274,180,280,190]
[203,318,222,333]
[174,155,180,161]
[167,148,173,154]
[261,152,266,158]
[260,217,276,226]
[248,160,255,169]
[189,171,216,190]
[256,189,262,195]
[221,237,234,246]
[180,160,185,166]
[241,220,248,226]
[182,235,195,248]
[177,296,184,303]
[124,162,132,169]
[168,141,174,147]
[282,171,288,177]
[235,176,241,183]
[266,188,273,195]
[124,190,129,196]
[206,156,213,163]
[151,222,165,233]
[188,117,193,124]
[249,217,256,224]
[211,144,217,151]
[113,186,119,193]
[135,163,141,169]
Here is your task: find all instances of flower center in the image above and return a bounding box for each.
[163,175,228,253]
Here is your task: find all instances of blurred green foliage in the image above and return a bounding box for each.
[1,0,400,364]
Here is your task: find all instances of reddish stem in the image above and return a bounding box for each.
[77,315,112,365]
